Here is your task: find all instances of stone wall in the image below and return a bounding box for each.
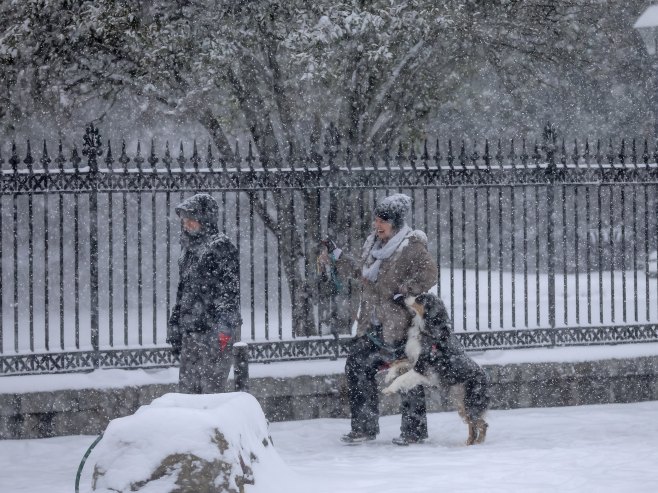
[1,356,657,439]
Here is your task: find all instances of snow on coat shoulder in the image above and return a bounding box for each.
[207,232,234,249]
[399,229,428,251]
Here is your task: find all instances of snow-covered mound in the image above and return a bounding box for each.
[88,392,287,493]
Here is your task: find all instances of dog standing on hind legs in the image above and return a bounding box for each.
[383,293,490,445]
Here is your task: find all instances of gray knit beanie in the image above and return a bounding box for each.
[374,193,412,230]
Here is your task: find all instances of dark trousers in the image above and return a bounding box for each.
[345,335,428,439]
[179,328,233,394]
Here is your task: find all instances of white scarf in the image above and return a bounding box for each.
[361,225,412,282]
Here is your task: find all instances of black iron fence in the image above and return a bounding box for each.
[2,125,658,376]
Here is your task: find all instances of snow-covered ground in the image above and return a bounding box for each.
[2,343,657,492]
[1,400,657,493]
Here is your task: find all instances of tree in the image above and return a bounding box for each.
[1,0,637,335]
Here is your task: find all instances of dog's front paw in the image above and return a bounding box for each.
[384,369,398,384]
[382,384,396,395]
[384,360,410,383]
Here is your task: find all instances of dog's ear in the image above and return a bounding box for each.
[422,294,442,319]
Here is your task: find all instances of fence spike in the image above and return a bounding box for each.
[560,138,567,166]
[148,139,159,170]
[105,140,114,171]
[595,139,602,169]
[288,141,295,171]
[191,140,200,171]
[246,141,255,171]
[299,143,309,173]
[618,138,626,167]
[0,143,3,170]
[233,139,242,171]
[571,139,580,168]
[119,140,130,171]
[260,147,269,171]
[433,138,441,170]
[508,138,516,168]
[408,142,417,171]
[24,139,34,173]
[163,141,172,172]
[370,151,378,171]
[532,140,541,166]
[584,139,591,167]
[206,142,215,171]
[56,140,66,171]
[134,141,144,171]
[606,138,615,167]
[447,139,454,170]
[472,141,480,170]
[520,137,529,168]
[495,139,503,168]
[177,142,186,170]
[421,139,430,170]
[217,141,227,172]
[459,140,467,168]
[396,142,405,169]
[643,138,650,166]
[383,146,391,171]
[653,139,658,165]
[483,139,491,169]
[311,139,322,172]
[631,138,638,168]
[325,122,340,172]
[9,141,19,172]
[345,145,353,173]
[41,140,51,173]
[71,145,82,172]
[323,130,335,171]
[82,124,102,173]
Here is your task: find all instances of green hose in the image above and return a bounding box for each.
[75,434,103,493]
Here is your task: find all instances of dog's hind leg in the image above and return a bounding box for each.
[450,385,478,446]
[474,419,488,444]
[466,421,478,445]
[463,373,490,445]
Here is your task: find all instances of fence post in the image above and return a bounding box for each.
[233,342,250,392]
[83,125,102,363]
[544,125,557,336]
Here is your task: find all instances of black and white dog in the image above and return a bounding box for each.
[383,293,490,445]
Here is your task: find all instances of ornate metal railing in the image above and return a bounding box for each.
[2,124,658,375]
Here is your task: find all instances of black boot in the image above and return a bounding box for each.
[341,431,376,444]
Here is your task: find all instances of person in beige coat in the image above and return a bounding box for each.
[322,193,438,445]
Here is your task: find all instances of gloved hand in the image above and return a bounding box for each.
[392,293,406,306]
[320,237,337,251]
[166,329,182,357]
[218,332,232,352]
[320,238,342,259]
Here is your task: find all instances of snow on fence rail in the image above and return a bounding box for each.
[1,124,658,375]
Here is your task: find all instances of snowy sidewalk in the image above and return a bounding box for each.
[2,400,658,493]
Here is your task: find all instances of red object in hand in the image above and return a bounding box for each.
[219,332,231,351]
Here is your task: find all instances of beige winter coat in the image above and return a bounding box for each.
[336,230,438,345]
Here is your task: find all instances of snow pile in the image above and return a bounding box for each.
[86,392,291,493]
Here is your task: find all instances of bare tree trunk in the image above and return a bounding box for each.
[274,191,317,336]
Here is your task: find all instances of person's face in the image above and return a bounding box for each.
[182,217,202,233]
[374,216,394,242]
